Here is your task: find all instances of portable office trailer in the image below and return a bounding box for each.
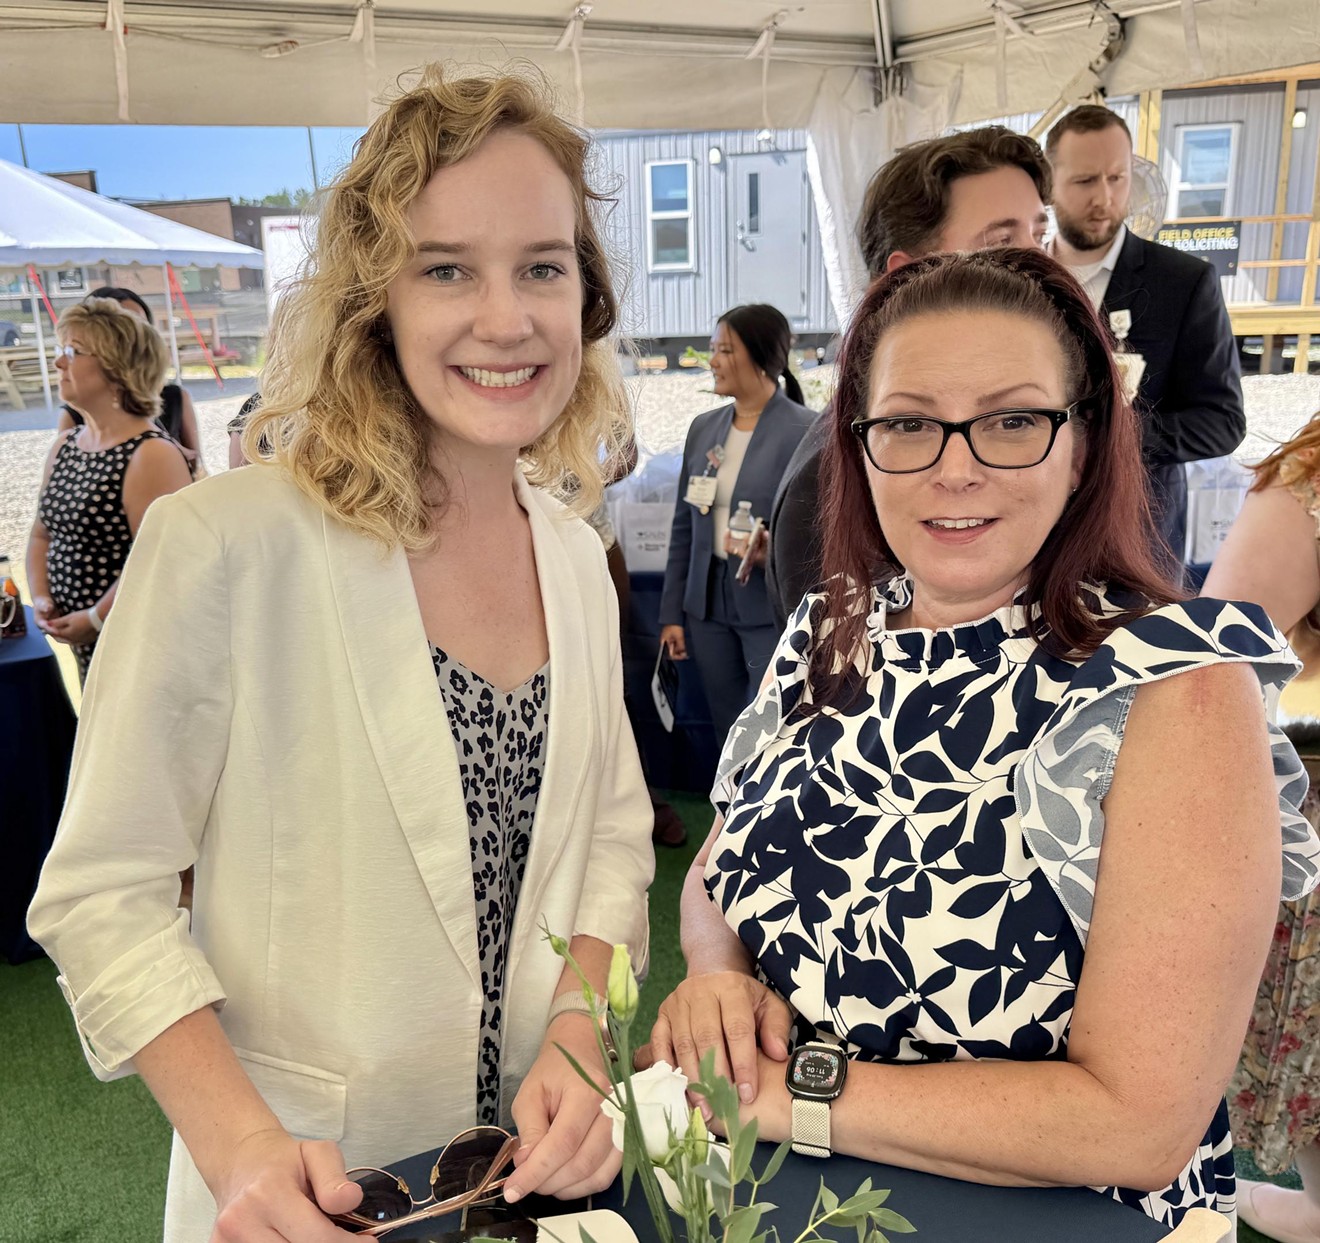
[1152,80,1319,307]
[592,128,837,364]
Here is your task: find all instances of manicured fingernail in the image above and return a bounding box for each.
[700,1102,713,1121]
[505,1187,523,1203]
[739,1083,754,1104]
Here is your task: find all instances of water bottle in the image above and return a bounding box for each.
[0,554,25,639]
[728,504,760,546]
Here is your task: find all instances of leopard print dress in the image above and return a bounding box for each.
[432,644,549,1127]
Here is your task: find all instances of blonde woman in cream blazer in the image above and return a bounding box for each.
[30,464,652,1241]
[29,71,654,1243]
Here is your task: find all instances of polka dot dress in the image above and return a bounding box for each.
[38,426,169,682]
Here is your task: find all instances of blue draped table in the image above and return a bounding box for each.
[379,1139,1172,1243]
[0,606,77,963]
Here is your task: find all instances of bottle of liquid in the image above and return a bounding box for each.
[727,501,755,557]
[0,554,26,639]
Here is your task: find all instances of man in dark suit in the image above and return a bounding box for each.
[767,127,1053,628]
[1046,104,1245,564]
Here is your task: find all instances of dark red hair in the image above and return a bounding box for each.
[809,247,1183,711]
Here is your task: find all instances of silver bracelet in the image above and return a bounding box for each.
[86,607,104,633]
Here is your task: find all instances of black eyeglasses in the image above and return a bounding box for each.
[332,1126,518,1237]
[850,406,1076,474]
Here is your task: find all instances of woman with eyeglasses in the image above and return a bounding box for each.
[641,248,1319,1228]
[25,297,192,681]
[29,69,652,1243]
[54,285,206,475]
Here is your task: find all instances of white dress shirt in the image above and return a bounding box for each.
[1051,224,1127,310]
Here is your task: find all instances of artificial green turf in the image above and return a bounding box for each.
[0,789,1293,1242]
[0,954,172,1241]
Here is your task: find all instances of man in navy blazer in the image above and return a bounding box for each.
[1046,105,1245,564]
[767,127,1054,628]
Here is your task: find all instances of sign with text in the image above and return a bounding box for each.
[1155,221,1240,279]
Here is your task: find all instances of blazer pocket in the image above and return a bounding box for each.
[234,1047,348,1141]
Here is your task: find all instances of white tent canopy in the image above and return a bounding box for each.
[0,158,264,408]
[0,1,1316,129]
[0,159,265,270]
[2,0,1316,324]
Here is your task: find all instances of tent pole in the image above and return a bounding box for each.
[26,271,53,411]
[162,263,181,381]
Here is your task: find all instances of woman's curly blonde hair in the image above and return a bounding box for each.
[245,64,631,549]
[58,298,168,420]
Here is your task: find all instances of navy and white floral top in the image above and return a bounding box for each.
[705,578,1320,1226]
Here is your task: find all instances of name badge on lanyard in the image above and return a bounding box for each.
[685,444,725,514]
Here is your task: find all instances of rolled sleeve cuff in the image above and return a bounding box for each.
[574,893,651,979]
[57,933,227,1081]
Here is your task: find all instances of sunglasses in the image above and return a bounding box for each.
[332,1126,519,1237]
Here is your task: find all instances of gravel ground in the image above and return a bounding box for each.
[2,368,1318,574]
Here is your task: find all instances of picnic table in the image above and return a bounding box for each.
[0,345,57,410]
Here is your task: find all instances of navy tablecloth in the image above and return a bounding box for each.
[0,606,77,963]
[380,1139,1171,1243]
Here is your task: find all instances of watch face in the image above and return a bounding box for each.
[788,1047,846,1100]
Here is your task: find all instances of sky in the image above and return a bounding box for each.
[0,123,366,202]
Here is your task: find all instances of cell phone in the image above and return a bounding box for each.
[735,519,767,586]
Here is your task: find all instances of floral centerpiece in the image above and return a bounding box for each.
[545,930,915,1243]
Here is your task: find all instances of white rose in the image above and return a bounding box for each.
[599,1061,691,1161]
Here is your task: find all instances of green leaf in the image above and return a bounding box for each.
[819,1186,839,1215]
[693,1159,733,1190]
[723,1203,772,1243]
[621,1137,637,1198]
[836,1191,890,1217]
[579,1229,600,1243]
[552,1043,609,1097]
[759,1141,792,1186]
[731,1116,760,1182]
[869,1209,916,1233]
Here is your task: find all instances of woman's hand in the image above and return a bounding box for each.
[43,608,100,646]
[638,972,792,1110]
[702,1050,792,1144]
[660,624,688,661]
[723,531,751,560]
[209,1127,363,1242]
[31,595,58,627]
[506,1014,621,1203]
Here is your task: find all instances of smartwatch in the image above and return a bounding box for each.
[785,1041,848,1157]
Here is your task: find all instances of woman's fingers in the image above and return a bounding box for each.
[655,974,791,1107]
[302,1140,363,1217]
[756,990,793,1062]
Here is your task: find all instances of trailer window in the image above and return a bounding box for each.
[646,160,695,271]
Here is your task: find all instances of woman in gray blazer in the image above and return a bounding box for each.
[659,305,813,745]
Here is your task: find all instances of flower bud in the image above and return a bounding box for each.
[546,930,570,959]
[607,944,639,1022]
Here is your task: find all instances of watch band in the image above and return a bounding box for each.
[546,992,618,1062]
[546,992,605,1024]
[791,1097,831,1158]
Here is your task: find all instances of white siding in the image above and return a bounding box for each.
[1157,84,1289,305]
[592,129,836,340]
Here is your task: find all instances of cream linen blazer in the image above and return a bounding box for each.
[28,464,655,1243]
